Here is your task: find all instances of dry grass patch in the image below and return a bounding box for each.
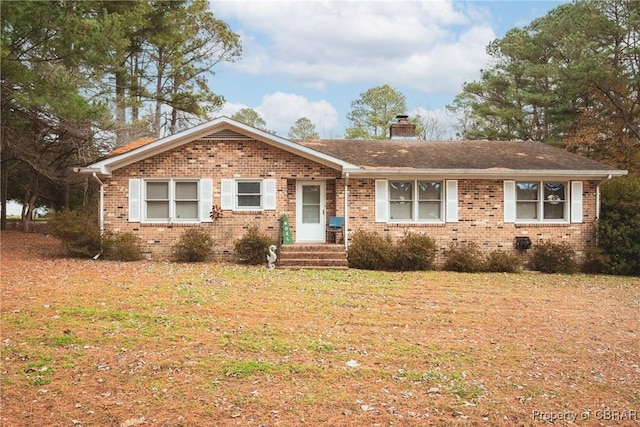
[1,231,639,426]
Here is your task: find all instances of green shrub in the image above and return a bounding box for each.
[443,242,485,273]
[49,209,101,258]
[530,240,577,274]
[484,250,521,273]
[347,229,394,270]
[234,226,277,265]
[392,231,437,271]
[582,246,611,274]
[597,175,640,275]
[103,231,143,261]
[171,228,214,262]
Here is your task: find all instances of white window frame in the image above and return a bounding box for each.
[143,179,200,222]
[128,178,212,223]
[220,178,277,212]
[235,179,263,210]
[515,180,569,223]
[387,180,445,223]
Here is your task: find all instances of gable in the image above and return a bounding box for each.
[78,117,358,176]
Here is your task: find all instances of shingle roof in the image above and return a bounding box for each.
[296,139,621,172]
[90,116,624,178]
[109,137,156,156]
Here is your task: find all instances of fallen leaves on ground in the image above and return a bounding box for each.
[1,230,639,426]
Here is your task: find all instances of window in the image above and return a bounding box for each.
[516,181,567,221]
[220,178,277,211]
[388,180,443,221]
[389,181,413,220]
[145,180,198,221]
[236,180,262,209]
[128,178,212,223]
[418,181,442,220]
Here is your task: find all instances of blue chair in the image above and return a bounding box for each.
[327,216,344,243]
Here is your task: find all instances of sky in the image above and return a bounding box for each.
[5,1,567,216]
[211,0,568,138]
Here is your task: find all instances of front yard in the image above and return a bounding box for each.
[1,231,638,426]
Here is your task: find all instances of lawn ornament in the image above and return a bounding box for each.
[267,245,277,269]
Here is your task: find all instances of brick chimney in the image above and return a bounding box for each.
[389,115,417,139]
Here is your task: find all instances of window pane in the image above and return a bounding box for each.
[516,182,538,201]
[176,182,197,199]
[238,181,261,194]
[147,201,169,219]
[147,182,168,199]
[544,182,565,202]
[238,195,261,207]
[389,182,413,201]
[302,205,320,223]
[390,201,413,220]
[544,201,565,219]
[517,202,538,219]
[418,182,441,200]
[176,201,198,219]
[302,185,320,204]
[418,201,441,220]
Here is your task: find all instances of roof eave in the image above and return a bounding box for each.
[346,168,628,179]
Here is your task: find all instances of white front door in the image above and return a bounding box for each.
[296,181,326,242]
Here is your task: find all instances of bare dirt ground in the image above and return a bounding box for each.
[1,230,639,426]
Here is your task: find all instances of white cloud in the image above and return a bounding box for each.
[256,92,339,137]
[214,1,495,93]
[220,93,339,137]
[218,101,248,118]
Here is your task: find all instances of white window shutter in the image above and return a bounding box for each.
[571,181,583,223]
[199,179,213,222]
[504,180,516,223]
[445,180,458,222]
[221,179,234,210]
[128,179,141,222]
[375,180,388,222]
[263,179,277,210]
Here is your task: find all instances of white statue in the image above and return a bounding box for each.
[267,245,277,269]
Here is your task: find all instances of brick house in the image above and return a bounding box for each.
[75,116,627,267]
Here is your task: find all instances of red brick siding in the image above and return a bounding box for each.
[102,137,598,265]
[346,179,598,265]
[102,138,340,258]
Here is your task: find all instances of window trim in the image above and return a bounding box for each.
[143,179,200,223]
[515,180,569,223]
[220,178,277,212]
[234,179,263,210]
[387,180,445,223]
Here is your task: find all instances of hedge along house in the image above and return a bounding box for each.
[75,115,627,266]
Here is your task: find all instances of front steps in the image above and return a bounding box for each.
[277,244,348,269]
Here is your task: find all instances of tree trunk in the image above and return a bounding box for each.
[115,68,127,146]
[21,189,37,233]
[1,165,7,230]
[154,49,164,138]
[170,75,179,134]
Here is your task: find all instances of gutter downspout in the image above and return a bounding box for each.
[92,173,104,259]
[596,174,612,221]
[595,174,612,247]
[344,173,349,250]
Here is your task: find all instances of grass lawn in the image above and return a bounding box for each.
[1,231,639,426]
